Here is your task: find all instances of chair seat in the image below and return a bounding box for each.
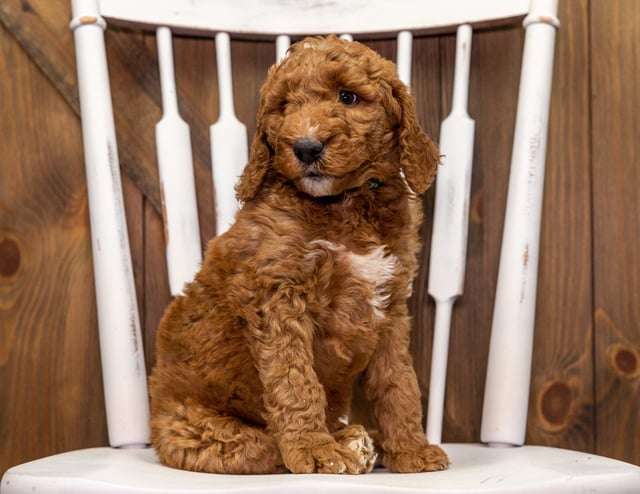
[3,443,640,494]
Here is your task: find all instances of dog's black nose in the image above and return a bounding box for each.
[293,138,324,165]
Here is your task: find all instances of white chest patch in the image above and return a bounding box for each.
[346,246,399,320]
[308,240,399,320]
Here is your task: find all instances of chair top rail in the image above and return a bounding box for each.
[97,0,529,38]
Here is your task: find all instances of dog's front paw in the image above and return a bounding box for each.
[281,431,371,474]
[383,444,450,473]
[332,424,377,473]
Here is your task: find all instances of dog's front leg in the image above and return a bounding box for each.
[249,286,375,474]
[364,312,450,472]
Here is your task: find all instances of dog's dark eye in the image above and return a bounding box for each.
[338,90,359,106]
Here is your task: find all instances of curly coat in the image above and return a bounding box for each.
[149,35,449,474]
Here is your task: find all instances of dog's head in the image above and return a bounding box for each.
[236,35,439,202]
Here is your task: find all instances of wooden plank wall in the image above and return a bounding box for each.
[590,0,640,461]
[1,0,639,475]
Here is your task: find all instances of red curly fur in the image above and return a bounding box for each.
[149,35,449,474]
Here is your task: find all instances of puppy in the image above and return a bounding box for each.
[149,35,449,475]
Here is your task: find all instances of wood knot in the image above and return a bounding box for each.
[610,345,639,378]
[539,380,573,430]
[0,238,21,278]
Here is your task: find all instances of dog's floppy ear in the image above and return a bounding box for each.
[236,61,284,203]
[383,78,440,194]
[235,115,272,203]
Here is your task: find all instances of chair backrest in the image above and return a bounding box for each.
[69,0,558,450]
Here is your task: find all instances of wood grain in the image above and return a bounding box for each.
[406,33,443,435]
[590,0,640,463]
[0,19,107,474]
[0,0,163,211]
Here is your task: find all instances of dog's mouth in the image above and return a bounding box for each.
[298,173,335,197]
[297,160,334,195]
[296,160,375,198]
[304,170,324,179]
[298,158,324,176]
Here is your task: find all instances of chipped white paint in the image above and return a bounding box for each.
[210,32,248,235]
[155,27,202,296]
[69,0,149,448]
[481,0,560,447]
[97,0,529,37]
[426,24,474,445]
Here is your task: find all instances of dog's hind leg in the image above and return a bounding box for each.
[151,398,283,474]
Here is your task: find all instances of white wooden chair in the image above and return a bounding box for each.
[3,0,640,492]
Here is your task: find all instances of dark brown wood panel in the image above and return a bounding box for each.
[406,33,444,433]
[0,0,164,211]
[141,199,171,374]
[591,0,640,464]
[0,19,107,473]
